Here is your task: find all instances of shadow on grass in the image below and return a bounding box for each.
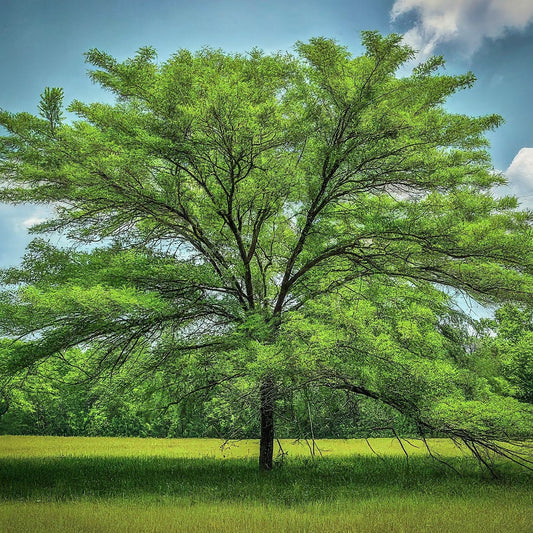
[1,455,531,504]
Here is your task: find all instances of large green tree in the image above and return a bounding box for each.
[1,33,533,470]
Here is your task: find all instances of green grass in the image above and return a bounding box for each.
[0,436,532,532]
[0,435,470,458]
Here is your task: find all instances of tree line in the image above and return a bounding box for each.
[1,298,531,444]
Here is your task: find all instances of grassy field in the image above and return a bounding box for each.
[0,436,532,532]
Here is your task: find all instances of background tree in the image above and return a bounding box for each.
[475,305,533,404]
[1,33,533,470]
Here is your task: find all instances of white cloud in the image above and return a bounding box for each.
[0,205,50,266]
[20,216,47,229]
[504,147,533,208]
[391,0,533,59]
[506,147,533,181]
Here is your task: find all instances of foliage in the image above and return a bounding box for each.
[476,305,533,404]
[37,87,64,135]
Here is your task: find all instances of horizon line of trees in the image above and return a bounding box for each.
[1,302,531,441]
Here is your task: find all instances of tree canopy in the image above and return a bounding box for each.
[1,32,533,470]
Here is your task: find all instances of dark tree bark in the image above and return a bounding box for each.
[0,394,8,417]
[259,377,275,470]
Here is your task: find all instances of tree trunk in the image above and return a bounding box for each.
[259,377,275,470]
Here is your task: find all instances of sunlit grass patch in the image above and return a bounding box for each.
[0,435,474,459]
[1,495,532,533]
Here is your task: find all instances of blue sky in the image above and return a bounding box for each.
[1,0,533,268]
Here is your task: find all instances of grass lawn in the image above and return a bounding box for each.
[0,436,531,532]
